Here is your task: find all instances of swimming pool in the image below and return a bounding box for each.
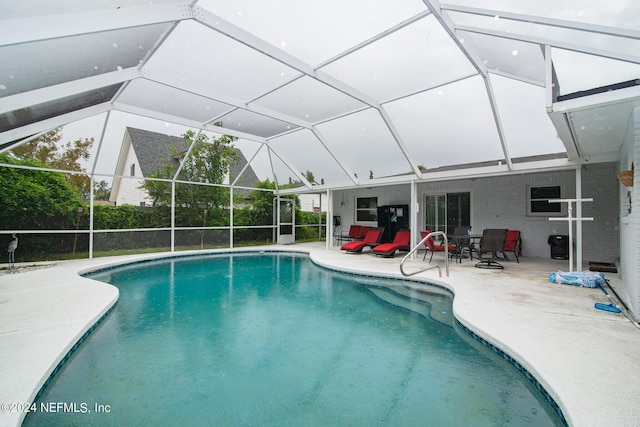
[25,252,564,426]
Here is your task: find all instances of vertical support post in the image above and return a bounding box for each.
[292,196,296,244]
[276,194,280,245]
[89,176,94,259]
[567,203,574,272]
[318,193,322,240]
[89,111,110,260]
[272,195,276,245]
[326,189,332,249]
[410,180,418,259]
[229,187,234,249]
[549,197,593,272]
[171,181,176,252]
[201,209,208,250]
[576,168,583,271]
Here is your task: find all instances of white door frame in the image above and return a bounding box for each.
[276,196,295,245]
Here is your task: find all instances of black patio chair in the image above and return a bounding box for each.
[451,225,474,259]
[475,229,508,269]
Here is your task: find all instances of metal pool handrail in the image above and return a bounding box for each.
[400,231,449,278]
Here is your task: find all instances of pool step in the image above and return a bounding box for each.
[366,285,455,329]
[353,277,452,299]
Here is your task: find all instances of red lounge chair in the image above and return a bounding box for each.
[421,230,457,263]
[372,230,411,257]
[502,229,521,262]
[341,225,371,242]
[354,226,370,240]
[345,225,361,241]
[340,228,384,253]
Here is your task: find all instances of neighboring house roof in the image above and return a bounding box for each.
[111,128,260,204]
[229,144,260,191]
[127,128,188,177]
[126,127,260,189]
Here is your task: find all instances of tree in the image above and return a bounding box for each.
[11,128,94,198]
[141,130,239,212]
[93,180,111,201]
[245,178,277,225]
[304,170,315,184]
[236,178,304,226]
[0,155,83,230]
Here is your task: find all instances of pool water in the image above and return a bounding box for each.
[25,253,564,426]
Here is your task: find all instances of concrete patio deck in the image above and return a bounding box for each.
[1,243,639,426]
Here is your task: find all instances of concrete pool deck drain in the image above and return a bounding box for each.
[1,242,639,426]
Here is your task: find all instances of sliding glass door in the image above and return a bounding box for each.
[424,192,470,236]
[425,194,446,234]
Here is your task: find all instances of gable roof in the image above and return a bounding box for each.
[125,127,259,189]
[127,127,187,177]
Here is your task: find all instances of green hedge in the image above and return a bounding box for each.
[2,204,326,260]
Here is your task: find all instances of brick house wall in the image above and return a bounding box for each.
[333,164,619,264]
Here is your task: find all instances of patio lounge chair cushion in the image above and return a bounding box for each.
[372,230,411,257]
[421,230,457,263]
[341,228,384,253]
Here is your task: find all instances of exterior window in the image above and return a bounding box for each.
[356,197,377,222]
[527,185,563,216]
[130,163,136,176]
